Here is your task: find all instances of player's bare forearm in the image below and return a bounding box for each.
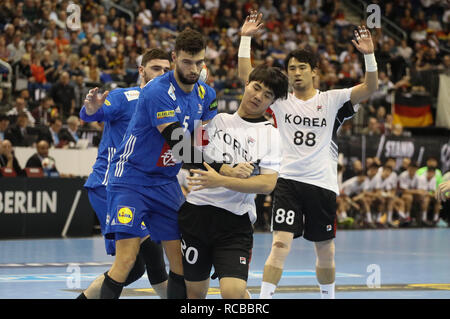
[220,173,277,194]
[238,57,253,83]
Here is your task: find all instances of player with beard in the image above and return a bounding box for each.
[77,49,171,299]
[239,11,378,299]
[99,29,253,299]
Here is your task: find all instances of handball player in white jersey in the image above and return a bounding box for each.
[238,11,379,299]
[178,64,289,299]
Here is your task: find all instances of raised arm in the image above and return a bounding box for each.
[350,26,379,105]
[238,10,264,83]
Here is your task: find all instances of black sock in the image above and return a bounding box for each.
[100,272,124,299]
[167,271,186,299]
[76,292,87,299]
[140,238,168,285]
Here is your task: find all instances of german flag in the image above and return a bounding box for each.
[392,92,433,127]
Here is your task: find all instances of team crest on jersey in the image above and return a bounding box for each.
[317,105,323,111]
[168,83,176,101]
[247,136,256,146]
[198,85,205,99]
[116,206,135,227]
[240,257,247,265]
[157,142,177,167]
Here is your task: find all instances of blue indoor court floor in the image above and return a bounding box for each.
[0,229,449,299]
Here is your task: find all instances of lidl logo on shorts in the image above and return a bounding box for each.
[117,206,135,226]
[326,224,332,232]
[157,110,175,119]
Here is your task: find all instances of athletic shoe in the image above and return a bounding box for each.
[436,219,448,228]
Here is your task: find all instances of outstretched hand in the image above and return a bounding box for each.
[84,87,109,115]
[351,25,374,54]
[241,10,264,37]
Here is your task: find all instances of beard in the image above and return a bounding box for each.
[142,70,152,84]
[175,67,200,85]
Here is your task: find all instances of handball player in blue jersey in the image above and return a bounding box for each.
[100,29,254,299]
[77,49,171,299]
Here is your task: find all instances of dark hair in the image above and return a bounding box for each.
[409,161,419,168]
[141,48,171,67]
[383,165,393,172]
[248,65,289,101]
[0,113,8,121]
[427,167,436,173]
[368,163,379,170]
[284,49,318,72]
[174,29,206,55]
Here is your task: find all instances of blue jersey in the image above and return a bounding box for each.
[84,86,141,189]
[108,71,217,187]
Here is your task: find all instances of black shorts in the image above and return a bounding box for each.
[271,178,337,242]
[178,201,253,282]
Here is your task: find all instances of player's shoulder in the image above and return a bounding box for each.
[141,72,171,96]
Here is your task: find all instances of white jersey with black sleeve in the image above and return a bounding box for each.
[269,88,353,195]
[186,112,281,224]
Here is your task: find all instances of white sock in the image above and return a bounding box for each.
[319,282,335,299]
[260,282,276,299]
[433,213,439,222]
[366,212,373,223]
[422,211,427,221]
[387,211,393,223]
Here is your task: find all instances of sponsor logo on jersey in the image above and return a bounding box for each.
[157,142,177,167]
[157,110,175,119]
[104,99,111,106]
[198,85,205,99]
[124,90,140,101]
[117,206,135,226]
[168,83,176,101]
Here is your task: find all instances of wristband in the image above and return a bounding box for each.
[364,53,377,72]
[238,36,251,58]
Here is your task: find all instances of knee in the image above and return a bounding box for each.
[220,285,246,299]
[315,240,335,267]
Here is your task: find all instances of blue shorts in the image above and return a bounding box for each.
[105,182,185,242]
[86,186,150,255]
